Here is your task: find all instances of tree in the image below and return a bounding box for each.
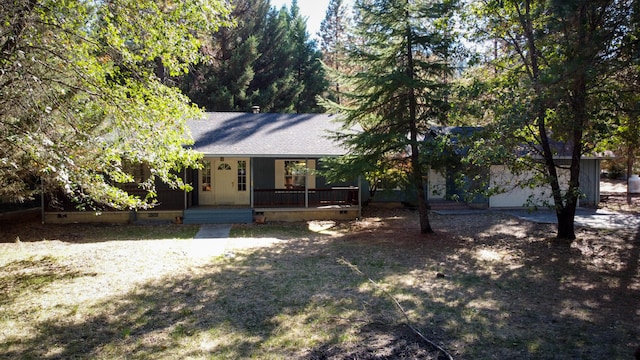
[179,0,269,111]
[179,0,327,113]
[324,0,459,234]
[288,0,329,113]
[319,0,351,104]
[607,1,640,200]
[0,0,232,209]
[469,0,634,240]
[249,2,327,113]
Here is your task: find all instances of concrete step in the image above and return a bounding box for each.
[183,208,253,224]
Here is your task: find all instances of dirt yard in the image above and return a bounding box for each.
[0,180,638,359]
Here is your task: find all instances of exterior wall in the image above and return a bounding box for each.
[489,164,571,208]
[253,158,276,189]
[44,210,183,224]
[254,208,359,222]
[578,159,600,206]
[428,168,447,200]
[489,160,600,208]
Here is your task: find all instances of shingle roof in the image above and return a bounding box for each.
[187,112,348,157]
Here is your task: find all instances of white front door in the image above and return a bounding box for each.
[199,158,250,206]
[213,159,236,204]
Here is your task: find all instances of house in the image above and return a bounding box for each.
[44,112,362,224]
[424,127,604,208]
[42,117,605,224]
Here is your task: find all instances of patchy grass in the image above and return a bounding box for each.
[0,221,199,243]
[0,209,638,359]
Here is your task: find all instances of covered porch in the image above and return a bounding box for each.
[183,186,361,224]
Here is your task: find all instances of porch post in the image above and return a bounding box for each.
[250,158,254,208]
[304,158,309,208]
[358,175,362,218]
[183,168,187,210]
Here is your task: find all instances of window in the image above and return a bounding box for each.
[217,163,231,170]
[275,160,316,189]
[123,162,150,184]
[237,160,247,191]
[285,161,307,189]
[202,161,211,191]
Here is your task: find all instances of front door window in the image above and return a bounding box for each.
[237,160,247,191]
[202,161,212,192]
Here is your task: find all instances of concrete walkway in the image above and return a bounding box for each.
[434,208,640,230]
[194,224,232,239]
[188,224,285,259]
[189,224,233,258]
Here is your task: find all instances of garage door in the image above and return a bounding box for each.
[489,165,572,208]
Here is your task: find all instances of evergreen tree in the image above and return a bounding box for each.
[319,0,351,104]
[180,0,327,113]
[249,6,298,112]
[324,0,459,234]
[180,0,269,111]
[289,0,328,113]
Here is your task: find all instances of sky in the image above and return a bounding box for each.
[269,0,331,38]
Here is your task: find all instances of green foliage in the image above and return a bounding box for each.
[323,0,461,233]
[0,0,232,209]
[319,0,352,104]
[465,0,635,239]
[179,0,328,113]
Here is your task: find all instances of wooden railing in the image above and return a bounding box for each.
[253,187,359,207]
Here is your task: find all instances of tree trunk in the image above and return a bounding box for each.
[556,206,577,240]
[411,135,432,234]
[406,17,433,235]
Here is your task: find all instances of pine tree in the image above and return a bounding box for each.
[249,6,298,112]
[179,0,269,111]
[325,0,459,234]
[289,0,328,113]
[319,0,350,104]
[249,2,328,113]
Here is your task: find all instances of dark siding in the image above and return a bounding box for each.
[253,158,276,189]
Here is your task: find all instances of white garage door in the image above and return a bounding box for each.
[489,165,572,208]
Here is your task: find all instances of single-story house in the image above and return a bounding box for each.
[43,116,605,224]
[44,112,362,224]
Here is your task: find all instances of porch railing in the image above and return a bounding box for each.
[253,187,359,208]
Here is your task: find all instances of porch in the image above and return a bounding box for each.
[184,187,360,224]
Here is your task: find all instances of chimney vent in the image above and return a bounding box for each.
[251,106,260,114]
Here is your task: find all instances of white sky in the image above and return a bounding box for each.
[269,0,331,38]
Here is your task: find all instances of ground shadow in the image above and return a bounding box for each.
[0,209,638,359]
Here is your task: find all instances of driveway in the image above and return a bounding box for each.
[503,208,640,230]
